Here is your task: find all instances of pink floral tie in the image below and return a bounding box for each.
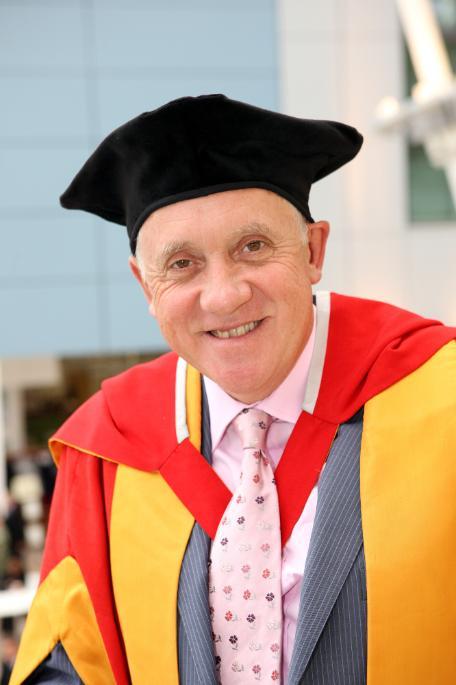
[209,408,282,684]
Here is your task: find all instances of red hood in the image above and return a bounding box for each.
[51,293,455,470]
[50,351,179,469]
[314,293,455,423]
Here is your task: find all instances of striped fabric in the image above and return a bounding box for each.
[298,549,366,685]
[177,380,218,684]
[177,522,217,685]
[23,643,83,684]
[288,411,366,685]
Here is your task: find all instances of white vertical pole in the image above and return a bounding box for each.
[6,387,26,453]
[442,159,456,208]
[396,0,453,90]
[396,0,456,204]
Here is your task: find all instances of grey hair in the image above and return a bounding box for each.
[135,228,148,282]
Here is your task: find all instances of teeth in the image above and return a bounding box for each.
[212,321,259,339]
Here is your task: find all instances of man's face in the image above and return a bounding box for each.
[130,188,329,403]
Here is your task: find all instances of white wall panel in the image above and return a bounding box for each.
[0,215,98,280]
[278,0,456,322]
[0,284,100,358]
[92,7,276,70]
[280,0,338,37]
[104,278,166,353]
[0,76,89,142]
[0,5,85,70]
[0,147,90,210]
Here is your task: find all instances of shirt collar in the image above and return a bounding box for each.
[203,306,316,451]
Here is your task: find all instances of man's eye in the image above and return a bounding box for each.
[170,258,191,270]
[244,240,264,253]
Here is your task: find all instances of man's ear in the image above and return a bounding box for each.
[128,255,156,316]
[307,220,330,284]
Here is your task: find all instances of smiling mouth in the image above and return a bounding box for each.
[209,320,261,339]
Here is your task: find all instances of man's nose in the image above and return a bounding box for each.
[199,263,252,315]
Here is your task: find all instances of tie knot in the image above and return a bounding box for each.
[232,408,273,450]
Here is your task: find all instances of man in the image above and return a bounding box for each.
[10,95,456,685]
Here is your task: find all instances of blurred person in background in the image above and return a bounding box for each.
[0,519,9,590]
[10,96,456,685]
[1,634,18,685]
[4,495,24,566]
[1,492,25,594]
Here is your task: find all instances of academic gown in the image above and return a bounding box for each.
[10,292,456,685]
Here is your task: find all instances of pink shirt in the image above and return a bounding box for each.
[204,310,318,681]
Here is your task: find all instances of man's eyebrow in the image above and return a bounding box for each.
[157,240,194,265]
[156,222,274,265]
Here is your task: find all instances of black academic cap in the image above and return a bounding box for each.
[60,94,363,254]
